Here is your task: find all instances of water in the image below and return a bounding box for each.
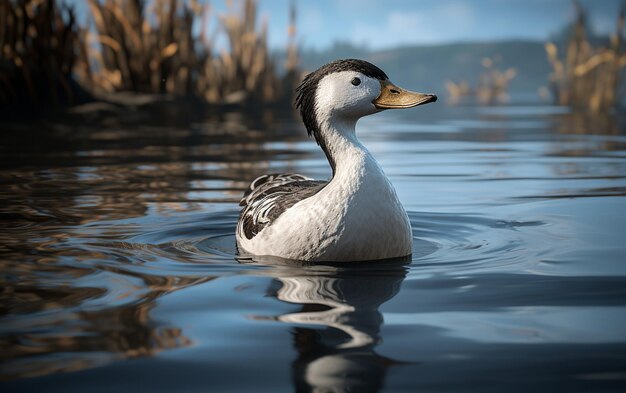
[1,103,626,392]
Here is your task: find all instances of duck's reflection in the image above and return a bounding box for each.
[266,261,408,393]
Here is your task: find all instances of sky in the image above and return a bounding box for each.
[71,0,624,51]
[244,0,624,50]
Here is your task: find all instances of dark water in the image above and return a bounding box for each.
[1,104,626,392]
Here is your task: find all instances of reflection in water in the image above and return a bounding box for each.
[554,111,624,136]
[0,112,302,381]
[0,274,212,380]
[266,263,407,393]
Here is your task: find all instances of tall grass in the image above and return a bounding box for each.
[0,0,80,110]
[79,0,298,105]
[1,0,300,114]
[197,0,277,103]
[77,0,203,95]
[545,1,625,113]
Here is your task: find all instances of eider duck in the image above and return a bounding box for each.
[237,59,436,262]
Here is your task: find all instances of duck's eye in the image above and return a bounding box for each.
[351,77,361,86]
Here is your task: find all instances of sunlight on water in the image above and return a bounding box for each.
[1,106,626,391]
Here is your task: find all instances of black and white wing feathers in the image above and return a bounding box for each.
[238,174,326,240]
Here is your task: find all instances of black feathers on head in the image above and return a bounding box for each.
[294,59,388,151]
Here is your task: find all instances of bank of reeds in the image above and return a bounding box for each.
[197,0,278,103]
[78,0,297,105]
[76,0,204,96]
[445,56,517,105]
[1,0,300,115]
[545,1,626,113]
[0,0,82,110]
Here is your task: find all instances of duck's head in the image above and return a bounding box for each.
[295,59,436,144]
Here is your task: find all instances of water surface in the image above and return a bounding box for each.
[1,104,626,392]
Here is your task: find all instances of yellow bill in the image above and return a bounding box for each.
[373,79,437,109]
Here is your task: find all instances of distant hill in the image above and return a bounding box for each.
[294,40,551,96]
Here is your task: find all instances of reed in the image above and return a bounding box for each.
[545,0,626,113]
[197,0,278,103]
[1,0,299,114]
[80,0,297,105]
[76,0,204,95]
[281,1,300,100]
[476,57,517,105]
[444,80,470,105]
[445,56,517,105]
[0,0,80,110]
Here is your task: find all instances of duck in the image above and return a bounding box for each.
[236,59,436,262]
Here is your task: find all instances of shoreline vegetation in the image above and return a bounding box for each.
[1,0,624,122]
[1,0,81,113]
[445,1,625,110]
[545,0,625,114]
[1,0,300,119]
[445,56,517,105]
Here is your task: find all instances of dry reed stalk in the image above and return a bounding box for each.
[476,57,517,104]
[281,1,300,99]
[444,81,470,105]
[444,56,516,105]
[1,0,299,112]
[200,0,279,103]
[79,0,297,106]
[0,0,79,110]
[545,0,625,113]
[77,0,203,95]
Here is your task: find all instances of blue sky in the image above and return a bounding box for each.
[71,0,623,50]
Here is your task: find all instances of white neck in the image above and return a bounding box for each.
[318,116,382,181]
